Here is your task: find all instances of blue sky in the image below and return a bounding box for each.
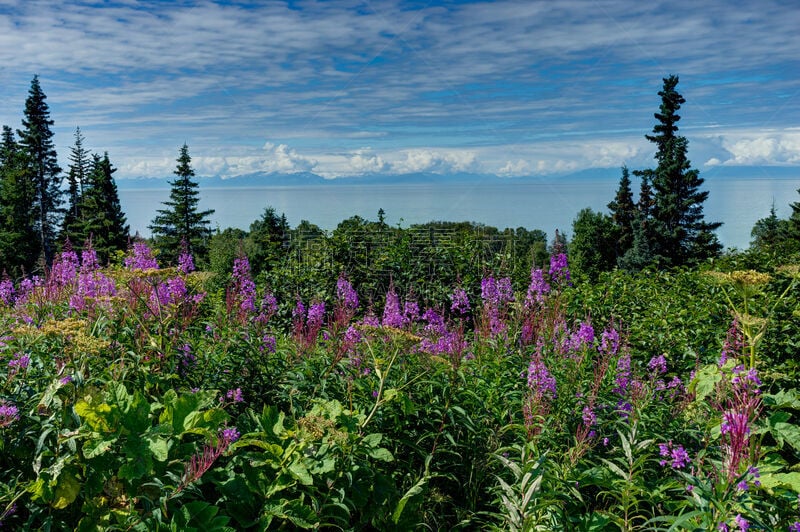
[0,0,798,180]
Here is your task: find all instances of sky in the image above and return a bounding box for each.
[0,0,799,181]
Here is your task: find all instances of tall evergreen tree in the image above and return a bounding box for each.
[149,144,215,264]
[633,75,721,266]
[75,153,130,262]
[62,127,91,243]
[247,206,290,276]
[0,126,39,277]
[569,208,617,281]
[17,75,63,268]
[607,165,636,259]
[789,188,800,244]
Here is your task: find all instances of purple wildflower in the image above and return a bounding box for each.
[382,286,405,328]
[124,241,159,270]
[525,267,551,307]
[221,426,240,443]
[230,255,257,316]
[570,321,595,351]
[599,327,620,356]
[0,278,15,306]
[527,357,557,398]
[8,352,30,371]
[403,300,420,323]
[0,401,20,428]
[720,366,762,480]
[422,308,447,335]
[733,515,749,531]
[225,388,244,403]
[178,249,195,274]
[614,351,631,395]
[450,287,471,315]
[581,406,596,426]
[336,275,358,312]
[789,522,800,532]
[719,319,743,366]
[648,354,667,375]
[549,253,571,286]
[261,334,277,354]
[80,243,100,272]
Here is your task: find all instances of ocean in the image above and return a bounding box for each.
[118,176,799,250]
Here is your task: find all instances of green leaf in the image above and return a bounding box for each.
[367,447,394,462]
[772,422,800,452]
[760,472,800,492]
[288,461,313,485]
[51,470,81,509]
[392,473,429,524]
[83,436,117,459]
[362,433,382,447]
[690,363,721,403]
[147,436,170,462]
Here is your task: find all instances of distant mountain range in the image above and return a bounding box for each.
[116,166,799,190]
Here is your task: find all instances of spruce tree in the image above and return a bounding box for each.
[0,126,39,277]
[62,127,91,244]
[76,153,130,262]
[17,75,63,268]
[607,165,636,258]
[790,189,800,245]
[149,144,214,264]
[634,75,721,266]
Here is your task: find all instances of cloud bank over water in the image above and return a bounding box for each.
[0,0,797,180]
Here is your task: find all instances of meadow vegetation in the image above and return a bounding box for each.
[1,236,799,531]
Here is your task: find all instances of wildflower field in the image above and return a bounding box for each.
[1,241,800,531]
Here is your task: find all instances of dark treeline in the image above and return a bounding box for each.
[3,75,799,288]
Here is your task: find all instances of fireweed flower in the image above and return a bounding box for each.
[613,351,632,395]
[719,319,744,366]
[570,321,595,351]
[527,357,557,399]
[549,253,571,286]
[720,366,762,481]
[256,291,278,325]
[124,241,159,270]
[229,255,257,318]
[224,388,244,404]
[480,276,513,338]
[261,334,277,354]
[0,401,20,428]
[177,248,195,274]
[80,244,100,272]
[177,427,239,494]
[49,248,80,290]
[403,300,420,323]
[525,267,551,308]
[422,308,447,336]
[648,354,667,375]
[450,287,470,315]
[0,278,15,306]
[658,441,690,469]
[382,286,405,328]
[334,275,358,327]
[599,327,621,356]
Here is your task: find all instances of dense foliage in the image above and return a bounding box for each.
[0,238,798,531]
[149,144,215,265]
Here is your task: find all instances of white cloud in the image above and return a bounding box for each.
[348,149,389,174]
[261,142,317,173]
[391,149,478,174]
[703,130,800,166]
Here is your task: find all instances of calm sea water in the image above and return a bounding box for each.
[118,176,799,250]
